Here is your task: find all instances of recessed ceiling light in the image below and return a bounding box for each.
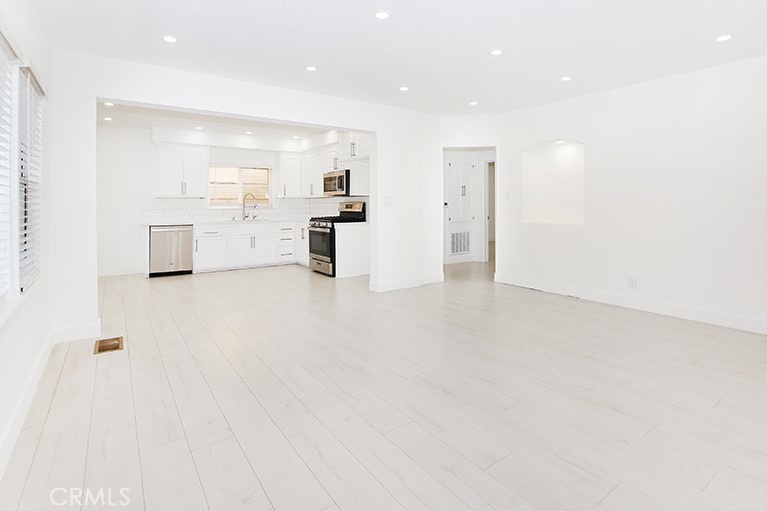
[560,76,572,82]
[305,65,317,72]
[162,35,177,43]
[292,135,301,139]
[245,131,252,135]
[104,102,114,107]
[715,34,733,42]
[489,49,503,56]
[374,10,391,20]
[469,101,478,106]
[103,117,112,121]
[399,86,409,91]
[556,140,565,144]
[195,126,203,130]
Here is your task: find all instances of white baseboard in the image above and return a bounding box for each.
[98,266,143,277]
[0,329,55,481]
[49,320,102,344]
[369,276,423,293]
[494,274,767,335]
[420,273,445,285]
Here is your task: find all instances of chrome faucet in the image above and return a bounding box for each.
[242,193,258,220]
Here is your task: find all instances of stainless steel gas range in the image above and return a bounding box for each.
[308,201,366,277]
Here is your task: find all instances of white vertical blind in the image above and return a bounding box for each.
[18,68,42,293]
[0,42,13,299]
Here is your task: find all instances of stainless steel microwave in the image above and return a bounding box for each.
[323,169,350,196]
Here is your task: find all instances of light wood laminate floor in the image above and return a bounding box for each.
[2,263,767,510]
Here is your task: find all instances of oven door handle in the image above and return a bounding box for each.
[309,227,332,233]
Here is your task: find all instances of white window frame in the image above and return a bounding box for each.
[208,166,273,208]
[18,66,44,293]
[0,27,46,328]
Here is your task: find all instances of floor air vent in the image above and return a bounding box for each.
[451,231,471,255]
[94,336,124,355]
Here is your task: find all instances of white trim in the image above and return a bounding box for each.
[0,328,54,481]
[494,273,767,335]
[420,272,444,285]
[97,266,144,277]
[369,276,422,293]
[49,320,101,344]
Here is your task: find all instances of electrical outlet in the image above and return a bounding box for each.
[628,277,638,290]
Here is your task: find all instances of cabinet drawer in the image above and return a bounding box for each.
[276,251,295,262]
[195,228,226,237]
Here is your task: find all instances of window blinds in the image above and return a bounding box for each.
[18,68,42,293]
[0,41,13,299]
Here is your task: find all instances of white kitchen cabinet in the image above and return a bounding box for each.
[155,144,210,198]
[227,234,254,267]
[194,235,227,271]
[182,147,210,197]
[326,148,338,171]
[301,151,324,197]
[253,234,275,265]
[295,224,310,266]
[193,223,297,273]
[338,131,370,160]
[341,159,370,196]
[278,153,302,198]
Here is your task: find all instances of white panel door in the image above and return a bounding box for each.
[326,148,338,171]
[183,147,210,198]
[252,234,274,265]
[194,236,227,271]
[350,132,369,159]
[155,146,184,197]
[279,153,302,197]
[227,235,253,267]
[301,151,324,197]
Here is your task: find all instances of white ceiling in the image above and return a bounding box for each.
[36,0,767,115]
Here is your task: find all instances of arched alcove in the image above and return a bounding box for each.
[521,140,585,224]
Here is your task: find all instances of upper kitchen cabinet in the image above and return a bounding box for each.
[301,150,324,197]
[326,147,338,171]
[154,144,210,198]
[278,153,302,198]
[338,131,370,161]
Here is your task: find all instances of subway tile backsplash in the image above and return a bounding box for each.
[140,197,367,226]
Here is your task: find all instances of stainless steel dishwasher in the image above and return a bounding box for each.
[149,225,194,277]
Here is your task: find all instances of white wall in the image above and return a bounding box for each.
[97,126,153,276]
[0,0,53,481]
[51,48,443,341]
[521,141,585,224]
[440,56,767,334]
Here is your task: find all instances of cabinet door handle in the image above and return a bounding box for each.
[181,182,184,195]
[283,185,286,196]
[310,183,314,195]
[280,237,292,241]
[280,227,292,231]
[195,239,198,252]
[301,228,305,240]
[334,157,338,169]
[281,253,293,256]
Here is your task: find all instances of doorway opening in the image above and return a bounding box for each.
[442,147,496,279]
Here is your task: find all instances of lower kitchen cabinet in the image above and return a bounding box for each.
[194,235,228,272]
[295,224,310,266]
[227,234,255,267]
[193,223,297,273]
